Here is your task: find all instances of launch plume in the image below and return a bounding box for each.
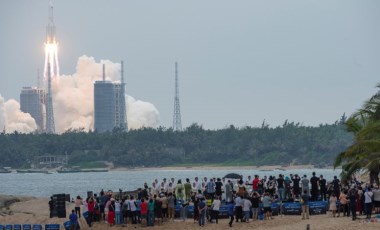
[0,95,37,134]
[53,55,160,133]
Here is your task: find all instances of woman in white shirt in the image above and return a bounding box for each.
[209,196,221,224]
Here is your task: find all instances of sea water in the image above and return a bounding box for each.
[0,168,340,198]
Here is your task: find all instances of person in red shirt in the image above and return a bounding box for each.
[252,175,260,192]
[140,198,148,226]
[87,197,95,227]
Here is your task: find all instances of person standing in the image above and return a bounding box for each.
[167,192,175,221]
[349,188,357,220]
[262,192,273,220]
[206,178,216,200]
[301,190,310,220]
[210,196,221,224]
[227,201,235,227]
[234,194,244,222]
[115,199,122,225]
[74,196,82,218]
[372,186,380,214]
[242,196,252,222]
[48,196,55,218]
[310,172,319,201]
[301,175,310,197]
[225,180,233,203]
[107,199,115,226]
[277,174,285,202]
[332,176,341,197]
[319,175,327,201]
[250,192,260,221]
[175,180,185,201]
[329,193,338,217]
[215,178,223,198]
[69,209,79,230]
[198,198,206,227]
[147,198,155,226]
[184,178,192,202]
[364,187,374,219]
[140,198,148,226]
[292,175,301,196]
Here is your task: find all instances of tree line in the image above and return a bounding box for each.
[0,118,352,169]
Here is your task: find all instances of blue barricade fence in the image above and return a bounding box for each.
[13,224,21,230]
[45,224,60,230]
[22,224,31,230]
[32,225,42,230]
[5,225,12,230]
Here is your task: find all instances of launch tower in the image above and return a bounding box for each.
[44,0,58,133]
[173,62,182,131]
[119,61,128,131]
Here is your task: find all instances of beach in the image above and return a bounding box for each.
[1,195,379,230]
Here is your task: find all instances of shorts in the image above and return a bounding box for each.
[263,207,272,213]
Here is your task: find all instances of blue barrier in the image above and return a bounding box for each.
[63,221,71,230]
[83,211,89,219]
[22,224,31,230]
[5,225,12,230]
[45,224,60,230]
[32,225,42,230]
[13,225,21,230]
[282,202,302,215]
[0,225,4,230]
[309,201,328,215]
[171,201,327,218]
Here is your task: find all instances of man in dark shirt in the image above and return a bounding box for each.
[332,176,341,197]
[310,172,320,201]
[292,174,301,196]
[319,175,327,201]
[277,174,285,201]
[48,196,55,218]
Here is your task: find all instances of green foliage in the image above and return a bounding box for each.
[334,83,380,185]
[0,120,352,168]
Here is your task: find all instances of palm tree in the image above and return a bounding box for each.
[334,84,380,185]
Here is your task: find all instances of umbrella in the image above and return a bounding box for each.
[223,173,242,180]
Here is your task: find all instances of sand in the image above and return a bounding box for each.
[1,195,379,230]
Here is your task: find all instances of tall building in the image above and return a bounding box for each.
[94,64,126,132]
[20,87,46,132]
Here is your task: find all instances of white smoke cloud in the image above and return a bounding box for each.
[0,95,37,134]
[127,96,160,130]
[53,55,160,133]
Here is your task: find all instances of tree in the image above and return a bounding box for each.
[335,83,380,185]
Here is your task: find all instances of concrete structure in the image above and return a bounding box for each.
[20,87,46,132]
[94,64,126,132]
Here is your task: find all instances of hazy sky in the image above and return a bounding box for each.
[0,0,379,130]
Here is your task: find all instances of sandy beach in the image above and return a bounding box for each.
[1,195,379,230]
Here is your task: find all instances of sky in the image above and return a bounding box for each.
[0,0,379,130]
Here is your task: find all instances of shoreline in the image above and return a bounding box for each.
[110,164,333,172]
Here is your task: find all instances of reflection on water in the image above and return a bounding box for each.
[0,168,340,198]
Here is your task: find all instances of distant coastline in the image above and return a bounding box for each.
[110,164,334,172]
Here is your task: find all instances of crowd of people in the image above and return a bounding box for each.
[65,172,380,229]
